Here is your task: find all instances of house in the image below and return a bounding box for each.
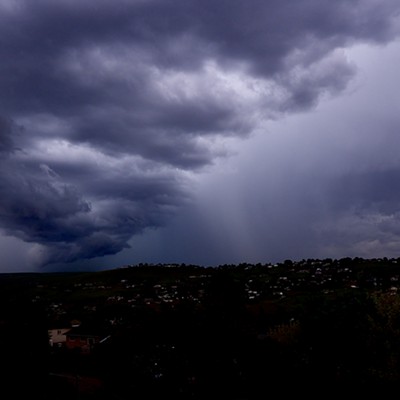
[48,328,70,348]
[65,324,111,354]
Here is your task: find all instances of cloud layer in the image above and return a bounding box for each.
[1,0,399,267]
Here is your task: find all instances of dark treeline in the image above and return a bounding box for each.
[2,257,400,398]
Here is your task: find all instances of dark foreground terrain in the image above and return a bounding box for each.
[2,257,400,398]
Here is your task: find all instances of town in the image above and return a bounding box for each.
[2,257,400,398]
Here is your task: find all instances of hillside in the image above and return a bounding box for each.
[2,257,400,398]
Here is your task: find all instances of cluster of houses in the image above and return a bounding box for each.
[46,257,400,354]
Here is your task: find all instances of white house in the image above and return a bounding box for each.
[48,328,70,348]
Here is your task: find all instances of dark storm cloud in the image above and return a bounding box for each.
[0,0,399,266]
[0,150,189,265]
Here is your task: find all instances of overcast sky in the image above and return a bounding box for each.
[1,0,400,272]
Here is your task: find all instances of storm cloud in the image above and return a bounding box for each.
[0,0,399,268]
